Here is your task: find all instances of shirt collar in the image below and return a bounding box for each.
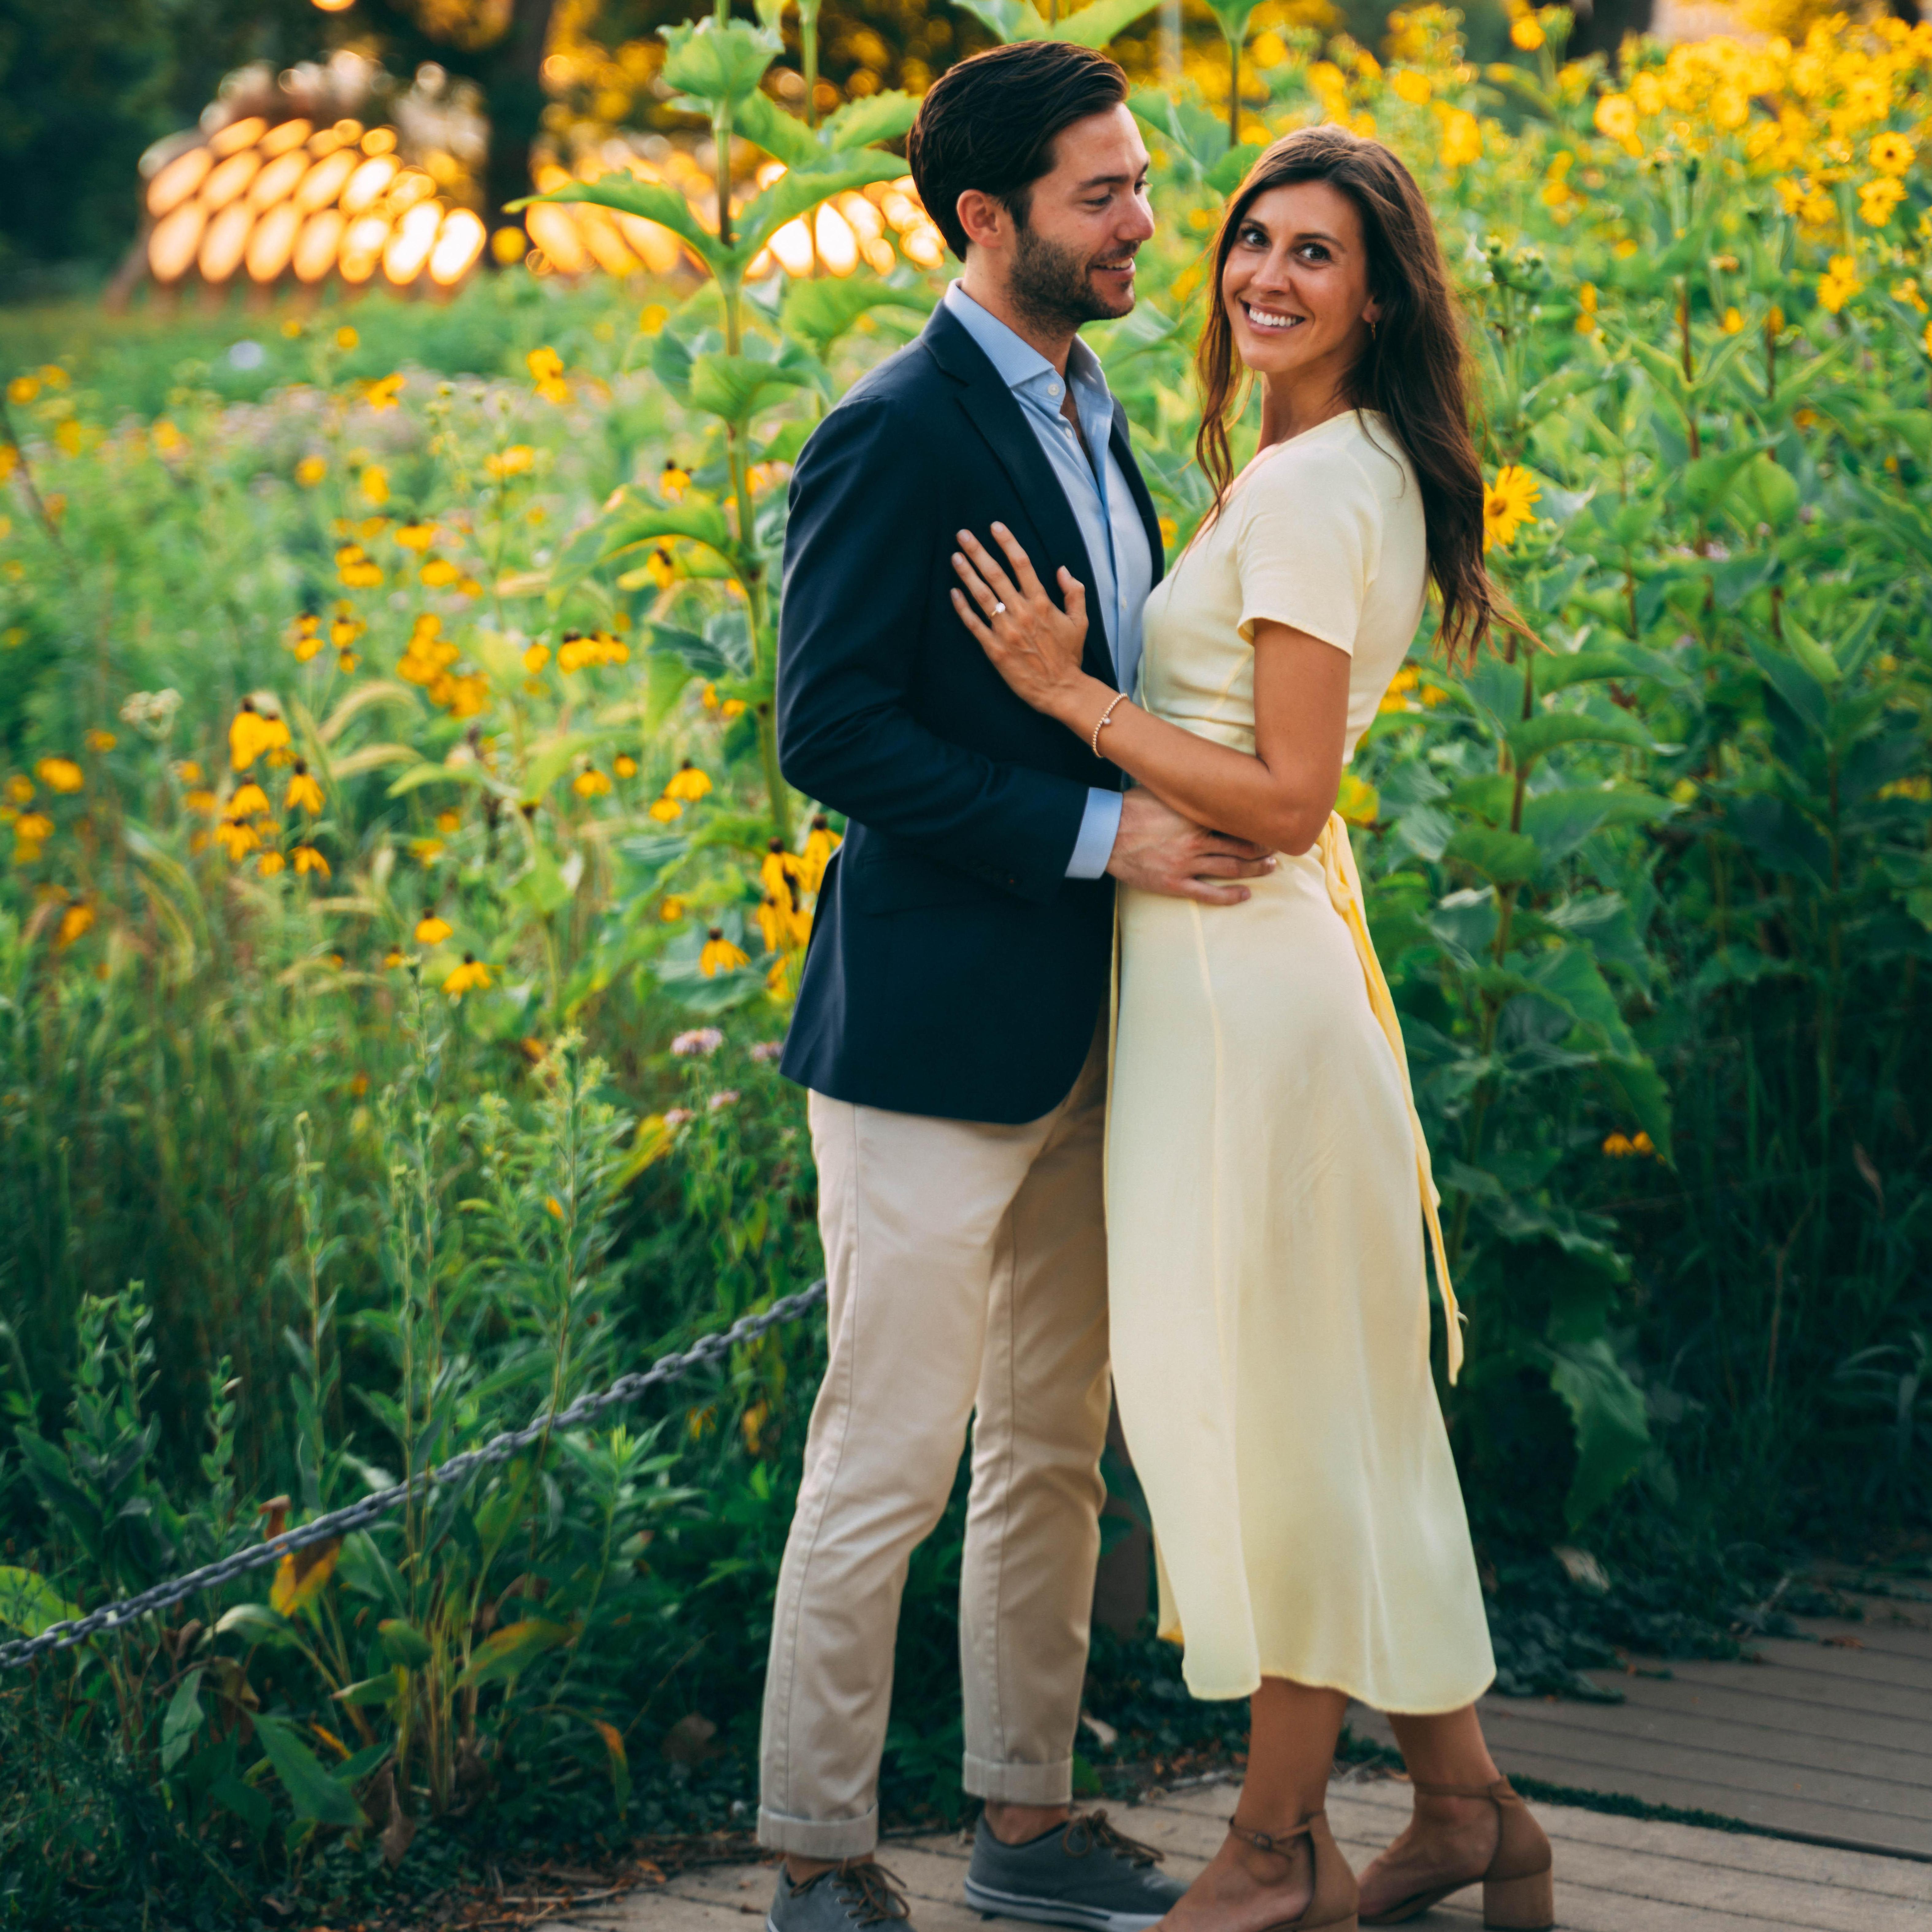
[944,281,1112,412]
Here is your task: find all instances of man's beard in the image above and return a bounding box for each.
[1008,219,1134,333]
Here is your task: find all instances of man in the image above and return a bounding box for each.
[764,40,1273,1932]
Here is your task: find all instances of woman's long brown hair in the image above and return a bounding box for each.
[1194,125,1498,666]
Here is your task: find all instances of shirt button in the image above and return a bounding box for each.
[1048,382,1061,397]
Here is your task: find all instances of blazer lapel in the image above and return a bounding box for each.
[923,306,1119,689]
[1110,401,1166,590]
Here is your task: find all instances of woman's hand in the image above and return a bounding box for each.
[951,523,1102,731]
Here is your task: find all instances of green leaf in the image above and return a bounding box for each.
[160,1667,205,1773]
[214,1602,302,1648]
[820,90,920,150]
[552,496,741,597]
[687,350,821,428]
[1442,825,1539,886]
[1521,942,1636,1057]
[1733,453,1800,531]
[1048,0,1166,46]
[1129,90,1234,178]
[643,652,701,730]
[0,1565,83,1636]
[1207,142,1265,194]
[252,1713,367,1829]
[378,1618,433,1670]
[333,1669,406,1708]
[659,17,782,110]
[734,88,825,167]
[1517,786,1671,864]
[592,1718,632,1813]
[1505,710,1653,771]
[738,152,910,258]
[781,274,936,358]
[456,1617,572,1691]
[950,0,1048,41]
[386,761,497,801]
[1201,0,1260,47]
[1532,649,1646,695]
[1547,1339,1651,1528]
[1681,444,1772,517]
[515,179,725,282]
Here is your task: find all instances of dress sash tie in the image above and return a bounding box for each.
[1315,812,1464,1383]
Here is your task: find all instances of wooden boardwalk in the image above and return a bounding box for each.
[538,1583,1932,1932]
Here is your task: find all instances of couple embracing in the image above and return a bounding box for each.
[757,39,1553,1932]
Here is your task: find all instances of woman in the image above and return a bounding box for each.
[947,127,1554,1932]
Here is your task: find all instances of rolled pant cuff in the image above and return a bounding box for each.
[758,1804,879,1859]
[962,1753,1074,1805]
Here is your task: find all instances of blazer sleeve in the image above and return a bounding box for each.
[775,394,1089,905]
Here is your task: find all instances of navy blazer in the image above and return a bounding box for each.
[776,301,1165,1124]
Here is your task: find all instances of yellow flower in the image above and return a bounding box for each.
[360,466,389,506]
[13,811,52,845]
[761,840,804,907]
[35,757,83,794]
[443,952,491,998]
[436,809,460,834]
[1870,131,1915,176]
[7,376,39,405]
[757,895,787,953]
[485,445,535,479]
[415,913,453,945]
[56,901,94,946]
[395,522,437,551]
[419,557,459,587]
[1923,320,1932,360]
[1440,108,1482,169]
[286,764,324,814]
[1892,280,1929,314]
[801,814,842,894]
[292,844,330,876]
[528,347,570,404]
[663,761,712,802]
[1859,177,1906,227]
[214,819,261,861]
[1721,307,1744,334]
[1510,16,1544,50]
[364,373,404,412]
[720,698,746,720]
[614,754,638,779]
[1818,255,1861,313]
[335,326,358,350]
[659,896,686,922]
[384,947,409,968]
[522,643,550,674]
[640,547,677,590]
[149,419,183,455]
[226,781,270,820]
[4,774,32,805]
[1391,70,1431,104]
[257,850,286,877]
[1602,1132,1634,1158]
[1335,772,1380,826]
[639,303,669,334]
[1482,465,1541,551]
[700,928,750,978]
[573,767,613,797]
[183,788,217,813]
[660,461,691,501]
[1594,95,1638,144]
[648,796,683,822]
[1631,1131,1655,1157]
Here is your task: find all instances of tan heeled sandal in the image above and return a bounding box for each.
[1358,1777,1554,1930]
[1225,1811,1359,1932]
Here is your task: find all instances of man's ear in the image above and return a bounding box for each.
[955,188,1011,254]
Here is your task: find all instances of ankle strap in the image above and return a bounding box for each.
[1227,1812,1322,1857]
[1410,1776,1520,1803]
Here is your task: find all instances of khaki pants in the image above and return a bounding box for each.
[758,1027,1112,1858]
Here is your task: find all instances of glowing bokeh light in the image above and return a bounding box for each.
[813,202,858,276]
[382,201,442,284]
[147,147,212,219]
[292,207,346,283]
[340,154,399,217]
[428,209,487,285]
[198,200,254,282]
[338,212,390,283]
[293,148,357,213]
[148,201,209,281]
[245,203,302,282]
[248,148,310,211]
[201,148,263,211]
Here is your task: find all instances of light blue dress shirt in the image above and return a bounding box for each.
[942,282,1154,879]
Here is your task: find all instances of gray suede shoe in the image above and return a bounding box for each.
[964,1811,1186,1932]
[768,1861,915,1932]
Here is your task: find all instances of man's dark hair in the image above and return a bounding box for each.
[906,41,1128,262]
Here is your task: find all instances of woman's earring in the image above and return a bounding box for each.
[1368,315,1378,339]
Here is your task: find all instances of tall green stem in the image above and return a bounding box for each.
[802,0,821,129]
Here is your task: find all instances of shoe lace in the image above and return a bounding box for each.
[1063,1810,1165,1869]
[823,1860,912,1926]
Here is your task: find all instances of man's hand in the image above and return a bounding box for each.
[1105,790,1275,905]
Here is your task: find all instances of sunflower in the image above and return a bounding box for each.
[1482,466,1541,552]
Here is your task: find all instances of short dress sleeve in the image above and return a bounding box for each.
[1233,430,1385,656]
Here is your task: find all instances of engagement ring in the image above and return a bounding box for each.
[993,601,1006,615]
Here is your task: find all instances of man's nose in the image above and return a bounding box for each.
[1120,192,1156,242]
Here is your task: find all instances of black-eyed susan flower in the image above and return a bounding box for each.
[383,947,409,969]
[286,762,324,815]
[614,754,638,780]
[1482,466,1541,552]
[290,613,324,662]
[700,928,749,977]
[335,325,358,350]
[295,455,327,488]
[484,444,535,479]
[756,896,786,953]
[215,820,261,861]
[183,787,217,813]
[641,547,677,590]
[522,643,550,674]
[420,557,459,587]
[83,729,115,754]
[664,761,712,803]
[395,521,437,551]
[13,811,52,862]
[573,768,613,798]
[1602,1132,1634,1158]
[443,952,491,998]
[5,774,33,805]
[1631,1131,1655,1158]
[226,782,270,821]
[258,850,286,877]
[35,756,83,794]
[435,809,460,834]
[360,466,390,507]
[56,900,93,946]
[293,845,330,877]
[364,373,405,412]
[760,839,803,907]
[648,797,683,823]
[659,896,685,922]
[801,814,840,893]
[528,346,569,404]
[1870,130,1915,176]
[415,911,452,946]
[659,461,690,501]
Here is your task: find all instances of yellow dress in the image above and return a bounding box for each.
[1107,409,1494,1710]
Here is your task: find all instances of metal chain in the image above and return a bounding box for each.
[0,1281,826,1673]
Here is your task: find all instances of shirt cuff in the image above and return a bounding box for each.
[1065,787,1123,880]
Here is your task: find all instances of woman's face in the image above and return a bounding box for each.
[1220,179,1380,384]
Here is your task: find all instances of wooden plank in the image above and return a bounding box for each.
[1604,1655,1932,1725]
[1795,1614,1932,1661]
[1592,1668,1932,1760]
[1743,1633,1932,1692]
[1477,1685,1932,1788]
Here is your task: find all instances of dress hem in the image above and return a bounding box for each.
[1179,1664,1498,1716]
